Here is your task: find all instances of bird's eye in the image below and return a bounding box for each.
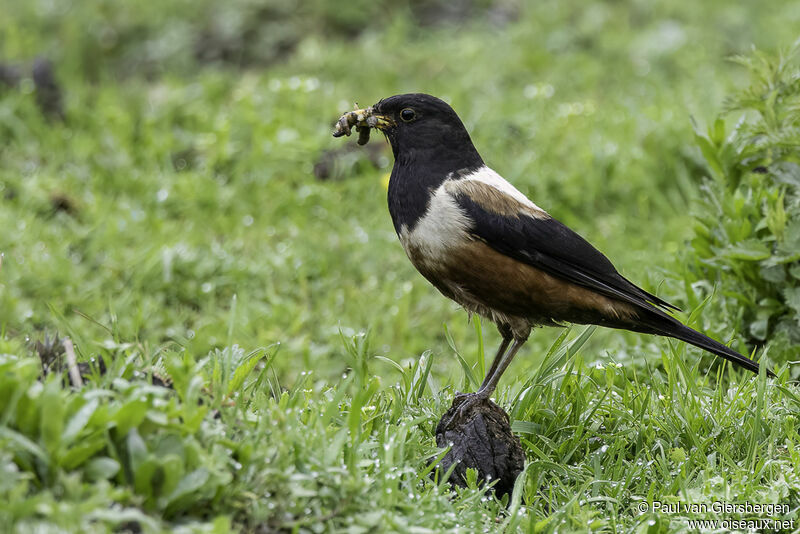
[400,108,416,122]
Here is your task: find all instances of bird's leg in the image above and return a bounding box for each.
[457,338,526,417]
[480,334,512,391]
[477,339,524,398]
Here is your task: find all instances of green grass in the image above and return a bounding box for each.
[2,328,797,532]
[1,0,799,531]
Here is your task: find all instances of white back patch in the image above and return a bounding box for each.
[462,165,545,212]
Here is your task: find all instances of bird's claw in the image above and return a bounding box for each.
[454,390,491,419]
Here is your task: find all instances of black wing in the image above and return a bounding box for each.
[450,185,770,376]
[453,192,680,314]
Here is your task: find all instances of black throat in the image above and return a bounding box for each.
[386,142,483,234]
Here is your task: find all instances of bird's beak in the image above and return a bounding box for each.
[332,106,394,138]
[366,110,394,131]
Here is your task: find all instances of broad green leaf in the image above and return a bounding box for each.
[783,287,800,314]
[0,427,49,464]
[167,468,209,505]
[40,380,65,454]
[134,456,162,500]
[723,240,771,261]
[114,400,149,437]
[694,132,724,181]
[159,455,185,498]
[750,318,769,340]
[62,398,100,444]
[85,457,121,481]
[126,428,148,472]
[60,434,107,470]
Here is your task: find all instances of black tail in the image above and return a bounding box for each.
[645,316,775,378]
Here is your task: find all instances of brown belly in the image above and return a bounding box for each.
[408,239,638,327]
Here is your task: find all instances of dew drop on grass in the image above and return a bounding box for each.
[242,214,254,227]
[201,283,212,293]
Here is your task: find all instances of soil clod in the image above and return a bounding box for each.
[434,393,525,498]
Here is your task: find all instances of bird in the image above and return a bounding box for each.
[333,92,773,411]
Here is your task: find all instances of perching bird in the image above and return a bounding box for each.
[333,93,772,410]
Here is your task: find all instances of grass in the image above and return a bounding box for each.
[2,328,797,532]
[1,0,800,531]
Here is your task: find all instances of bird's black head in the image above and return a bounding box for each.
[372,93,483,171]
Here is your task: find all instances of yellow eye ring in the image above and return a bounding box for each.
[400,108,416,122]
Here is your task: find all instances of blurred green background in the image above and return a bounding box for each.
[1,0,798,381]
[3,2,800,532]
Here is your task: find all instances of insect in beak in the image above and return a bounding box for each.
[332,104,394,145]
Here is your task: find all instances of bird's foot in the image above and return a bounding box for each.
[439,391,487,430]
[454,389,492,419]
